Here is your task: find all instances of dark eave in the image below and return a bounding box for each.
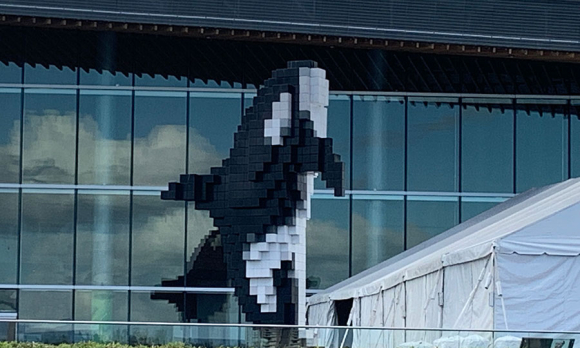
[1,14,579,64]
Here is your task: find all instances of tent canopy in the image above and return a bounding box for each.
[308,179,580,329]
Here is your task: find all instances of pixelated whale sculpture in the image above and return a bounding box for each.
[161,60,345,325]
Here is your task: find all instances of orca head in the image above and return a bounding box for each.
[262,60,330,147]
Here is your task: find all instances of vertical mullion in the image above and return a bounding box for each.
[71,69,81,322]
[567,100,572,179]
[72,190,78,321]
[512,98,517,194]
[348,95,353,277]
[183,86,191,322]
[127,74,135,322]
[403,96,408,251]
[16,189,22,319]
[457,98,463,223]
[16,33,25,321]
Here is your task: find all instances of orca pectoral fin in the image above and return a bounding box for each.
[321,153,345,197]
[161,182,185,201]
[161,174,220,202]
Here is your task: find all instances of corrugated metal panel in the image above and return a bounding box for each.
[1,0,580,51]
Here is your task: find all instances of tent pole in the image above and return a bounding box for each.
[451,254,492,328]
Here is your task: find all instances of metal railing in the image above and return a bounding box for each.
[1,319,580,348]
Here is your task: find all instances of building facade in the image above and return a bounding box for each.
[0,0,580,341]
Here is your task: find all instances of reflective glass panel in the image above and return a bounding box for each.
[306,196,349,288]
[186,204,227,288]
[19,290,72,319]
[190,78,239,89]
[571,103,580,178]
[24,64,76,85]
[131,193,185,286]
[187,293,240,323]
[189,92,241,174]
[461,197,505,222]
[134,91,187,186]
[243,93,256,114]
[516,100,567,192]
[73,324,128,344]
[406,196,458,249]
[76,191,130,286]
[0,290,16,312]
[462,99,514,193]
[23,89,77,184]
[0,62,21,83]
[130,291,183,322]
[0,290,16,341]
[135,74,186,87]
[0,191,18,284]
[351,196,404,275]
[80,69,132,86]
[78,90,132,185]
[0,89,20,183]
[315,95,351,190]
[18,291,74,343]
[407,98,459,192]
[21,191,74,285]
[74,290,128,321]
[353,96,405,191]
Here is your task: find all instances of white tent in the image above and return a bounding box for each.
[307,178,580,347]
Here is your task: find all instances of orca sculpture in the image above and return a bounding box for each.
[161,60,345,325]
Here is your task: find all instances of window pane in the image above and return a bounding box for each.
[0,89,21,183]
[461,198,504,222]
[0,290,16,341]
[24,64,76,85]
[0,191,18,284]
[80,69,132,86]
[351,196,404,275]
[189,93,241,174]
[74,290,128,321]
[76,192,130,286]
[408,98,459,192]
[571,104,580,178]
[78,91,132,185]
[130,291,183,322]
[23,89,77,184]
[462,99,514,193]
[0,62,21,83]
[134,92,186,186]
[21,191,74,285]
[19,290,72,319]
[186,205,227,288]
[189,293,239,323]
[151,292,239,323]
[135,74,186,87]
[18,291,73,343]
[132,194,185,286]
[406,197,458,249]
[190,77,239,88]
[516,101,567,192]
[0,290,16,312]
[315,95,351,190]
[353,96,405,191]
[306,196,349,289]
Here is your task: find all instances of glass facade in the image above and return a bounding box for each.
[0,64,578,324]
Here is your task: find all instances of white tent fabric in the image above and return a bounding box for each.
[404,270,442,342]
[306,300,338,347]
[442,256,493,329]
[498,202,580,256]
[495,253,580,331]
[307,178,580,338]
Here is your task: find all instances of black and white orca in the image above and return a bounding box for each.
[161,60,344,325]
